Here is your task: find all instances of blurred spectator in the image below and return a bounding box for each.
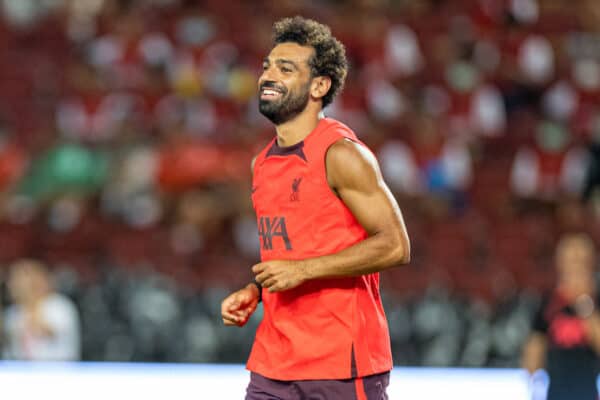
[3,259,80,361]
[378,113,472,201]
[522,233,600,400]
[583,130,600,209]
[17,140,110,201]
[510,120,588,200]
[0,122,27,192]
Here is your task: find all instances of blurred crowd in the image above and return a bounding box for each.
[1,0,600,367]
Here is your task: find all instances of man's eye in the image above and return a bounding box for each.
[262,64,269,71]
[281,67,292,73]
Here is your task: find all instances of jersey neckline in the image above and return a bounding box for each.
[265,117,331,161]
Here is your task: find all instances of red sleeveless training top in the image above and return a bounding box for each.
[246,117,392,380]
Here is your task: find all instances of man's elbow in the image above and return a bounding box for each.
[398,246,410,264]
[396,240,411,265]
[386,234,410,266]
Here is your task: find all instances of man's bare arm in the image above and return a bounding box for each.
[303,139,410,279]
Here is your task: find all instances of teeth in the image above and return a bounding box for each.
[262,89,279,95]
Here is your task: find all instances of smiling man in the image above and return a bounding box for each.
[220,16,410,400]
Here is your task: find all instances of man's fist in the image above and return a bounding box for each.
[221,284,260,327]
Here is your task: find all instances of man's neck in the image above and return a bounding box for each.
[275,107,322,147]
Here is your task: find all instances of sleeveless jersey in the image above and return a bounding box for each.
[246,117,393,380]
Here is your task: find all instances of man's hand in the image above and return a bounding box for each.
[221,284,259,327]
[253,260,308,293]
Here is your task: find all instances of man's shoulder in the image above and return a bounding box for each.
[318,117,358,140]
[326,137,375,166]
[325,137,380,192]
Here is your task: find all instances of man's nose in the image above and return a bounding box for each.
[260,66,278,83]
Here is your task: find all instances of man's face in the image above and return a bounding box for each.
[258,42,315,125]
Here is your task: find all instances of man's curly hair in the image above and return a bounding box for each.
[272,16,348,108]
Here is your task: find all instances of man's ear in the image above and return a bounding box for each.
[311,76,332,101]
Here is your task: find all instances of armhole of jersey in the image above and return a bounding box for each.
[251,154,260,182]
[252,138,276,178]
[322,135,364,195]
[323,137,347,197]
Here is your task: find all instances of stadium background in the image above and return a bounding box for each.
[0,0,599,381]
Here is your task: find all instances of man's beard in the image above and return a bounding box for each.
[258,81,311,125]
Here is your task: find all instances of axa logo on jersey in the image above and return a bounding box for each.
[258,216,292,251]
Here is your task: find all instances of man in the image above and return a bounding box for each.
[522,233,600,400]
[220,16,410,400]
[3,259,80,361]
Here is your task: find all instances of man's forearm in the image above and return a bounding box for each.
[302,232,409,280]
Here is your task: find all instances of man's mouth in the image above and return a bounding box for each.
[260,86,284,100]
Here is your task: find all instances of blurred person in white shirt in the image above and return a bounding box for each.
[3,259,80,361]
